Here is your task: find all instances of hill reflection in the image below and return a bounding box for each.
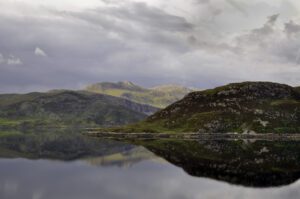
[0,129,299,188]
[123,139,300,187]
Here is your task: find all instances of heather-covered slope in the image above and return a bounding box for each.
[119,82,300,133]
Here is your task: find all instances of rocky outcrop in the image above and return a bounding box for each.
[143,82,300,133]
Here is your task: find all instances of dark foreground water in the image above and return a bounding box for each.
[0,129,300,199]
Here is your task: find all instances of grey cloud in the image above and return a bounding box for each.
[58,3,194,53]
[285,20,300,36]
[117,2,194,32]
[0,4,192,92]
[211,7,222,17]
[267,14,280,25]
[232,13,300,66]
[271,36,300,65]
[67,2,194,33]
[187,35,239,54]
[194,1,223,20]
[226,0,248,16]
[235,14,280,49]
[251,14,279,36]
[193,0,210,5]
[1,1,300,93]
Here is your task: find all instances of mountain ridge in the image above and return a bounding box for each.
[85,81,194,108]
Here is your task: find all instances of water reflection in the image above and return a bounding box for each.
[1,158,300,199]
[0,129,300,199]
[126,139,300,187]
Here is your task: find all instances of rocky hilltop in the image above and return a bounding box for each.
[121,82,300,133]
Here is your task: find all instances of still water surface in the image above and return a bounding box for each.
[0,129,299,199]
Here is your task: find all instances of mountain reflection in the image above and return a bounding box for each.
[0,129,300,188]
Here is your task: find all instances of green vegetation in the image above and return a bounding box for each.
[0,90,159,128]
[107,82,300,134]
[85,81,194,108]
[0,130,22,137]
[0,81,194,129]
[0,118,21,126]
[271,99,300,106]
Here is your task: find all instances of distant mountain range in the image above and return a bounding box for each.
[111,82,300,134]
[0,81,193,128]
[85,81,194,108]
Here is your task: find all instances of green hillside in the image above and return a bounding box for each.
[85,81,194,108]
[110,82,300,133]
[0,90,159,128]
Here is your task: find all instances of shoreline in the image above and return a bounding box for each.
[85,131,300,141]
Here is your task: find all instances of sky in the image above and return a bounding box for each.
[1,0,300,93]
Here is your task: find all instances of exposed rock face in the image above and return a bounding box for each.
[145,82,300,133]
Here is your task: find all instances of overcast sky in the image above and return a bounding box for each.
[1,0,300,93]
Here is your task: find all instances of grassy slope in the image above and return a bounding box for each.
[0,90,158,128]
[85,81,193,108]
[106,82,300,134]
